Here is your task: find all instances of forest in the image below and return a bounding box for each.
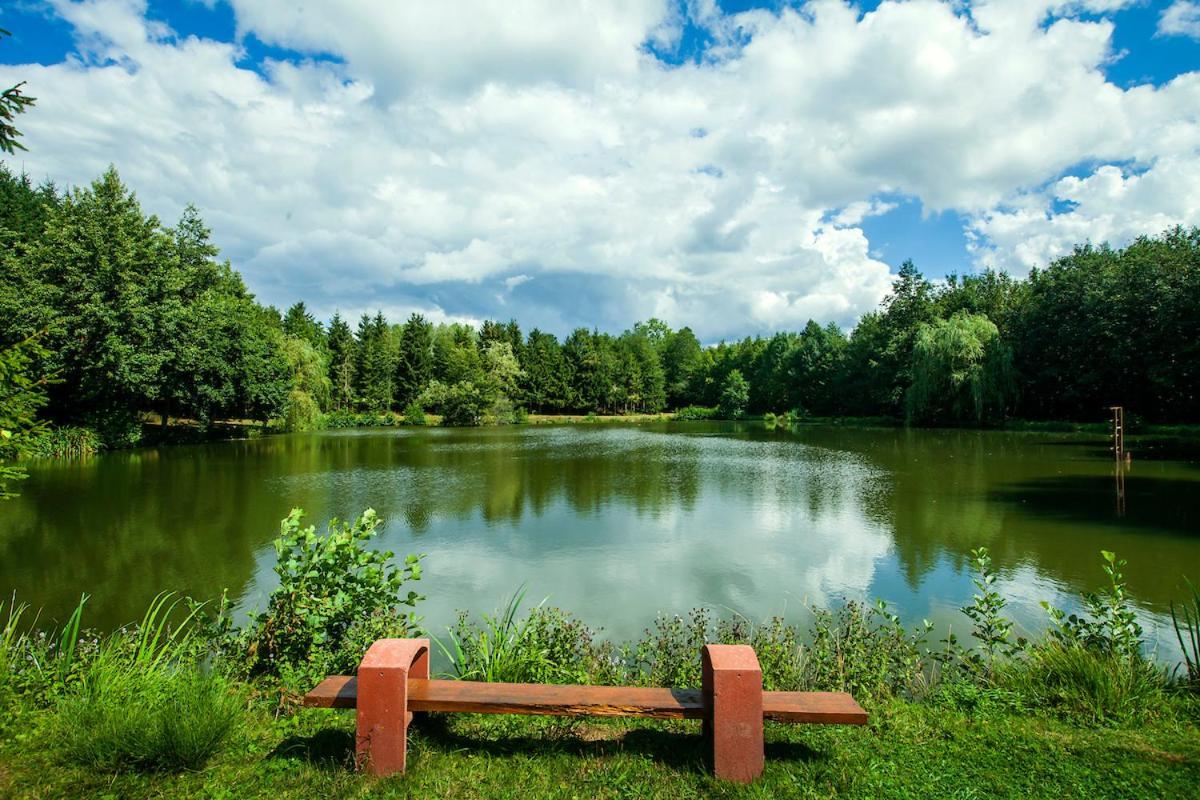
[2,164,1199,459]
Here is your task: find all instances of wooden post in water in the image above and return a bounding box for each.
[1109,406,1128,516]
[1109,406,1125,462]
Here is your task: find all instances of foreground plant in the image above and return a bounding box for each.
[56,656,242,771]
[1172,578,1200,687]
[53,593,242,772]
[960,547,1025,679]
[244,508,425,687]
[1042,550,1143,658]
[998,640,1167,724]
[437,586,596,684]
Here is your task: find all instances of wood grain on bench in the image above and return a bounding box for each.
[304,676,867,725]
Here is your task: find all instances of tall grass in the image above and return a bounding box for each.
[27,425,101,458]
[1,593,90,699]
[436,586,561,683]
[998,642,1168,723]
[435,551,1188,725]
[56,650,242,771]
[0,596,27,710]
[1172,578,1199,687]
[52,592,241,772]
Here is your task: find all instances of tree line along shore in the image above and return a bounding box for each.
[2,163,1198,473]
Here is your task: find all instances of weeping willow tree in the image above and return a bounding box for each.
[906,311,1013,426]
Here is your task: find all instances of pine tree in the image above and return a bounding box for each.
[1,28,36,155]
[521,329,569,412]
[395,313,433,406]
[282,301,326,351]
[355,311,394,411]
[326,312,355,410]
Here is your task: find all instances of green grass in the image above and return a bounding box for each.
[2,694,1197,799]
[53,657,242,772]
[4,540,1199,797]
[48,592,242,772]
[998,643,1170,724]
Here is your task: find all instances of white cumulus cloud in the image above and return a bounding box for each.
[0,0,1197,340]
[1159,0,1200,38]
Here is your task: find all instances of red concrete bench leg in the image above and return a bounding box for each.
[702,644,764,783]
[356,638,430,776]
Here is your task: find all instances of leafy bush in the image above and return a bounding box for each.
[321,409,400,428]
[439,382,487,427]
[631,608,714,689]
[87,409,143,450]
[439,596,934,700]
[403,400,427,426]
[1042,550,1143,658]
[673,405,716,421]
[243,508,425,686]
[798,600,933,699]
[783,408,807,424]
[320,408,359,428]
[955,547,1025,679]
[419,380,489,427]
[715,616,804,691]
[482,397,527,425]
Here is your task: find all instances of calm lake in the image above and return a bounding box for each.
[2,423,1198,659]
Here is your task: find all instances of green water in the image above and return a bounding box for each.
[2,423,1197,657]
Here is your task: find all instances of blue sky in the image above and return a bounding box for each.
[1,1,1198,339]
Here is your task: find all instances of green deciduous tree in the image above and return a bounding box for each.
[790,321,847,415]
[717,369,750,419]
[616,330,666,413]
[432,323,482,387]
[660,326,701,408]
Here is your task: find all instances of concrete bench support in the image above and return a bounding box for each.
[355,637,429,776]
[702,643,764,783]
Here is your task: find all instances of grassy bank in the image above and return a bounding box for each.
[3,693,1197,799]
[1,512,1198,798]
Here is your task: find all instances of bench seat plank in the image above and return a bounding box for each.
[305,677,866,725]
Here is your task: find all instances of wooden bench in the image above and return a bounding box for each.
[304,638,867,783]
